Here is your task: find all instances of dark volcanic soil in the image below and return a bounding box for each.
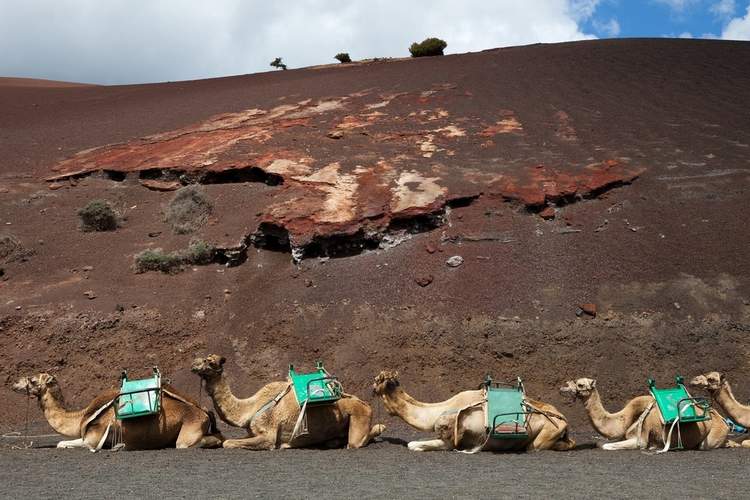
[1,39,750,435]
[3,424,750,498]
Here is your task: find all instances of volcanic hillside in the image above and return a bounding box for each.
[1,39,750,428]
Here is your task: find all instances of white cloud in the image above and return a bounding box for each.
[593,18,621,37]
[0,0,599,84]
[710,0,736,18]
[678,31,694,37]
[653,0,699,11]
[722,4,750,39]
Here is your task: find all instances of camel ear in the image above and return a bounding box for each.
[720,373,725,383]
[219,356,226,366]
[591,379,596,389]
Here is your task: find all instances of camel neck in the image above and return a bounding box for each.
[39,387,85,438]
[715,381,750,427]
[203,374,259,428]
[381,387,474,432]
[582,389,626,440]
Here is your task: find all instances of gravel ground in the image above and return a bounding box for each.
[1,433,748,499]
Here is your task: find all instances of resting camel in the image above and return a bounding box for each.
[191,354,384,449]
[690,372,750,448]
[12,372,223,450]
[560,376,733,451]
[559,378,653,440]
[372,370,575,452]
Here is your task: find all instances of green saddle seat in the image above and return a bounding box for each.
[648,376,710,425]
[485,376,529,439]
[288,361,342,407]
[116,368,162,420]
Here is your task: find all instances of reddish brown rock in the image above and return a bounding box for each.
[539,207,556,220]
[415,275,434,287]
[139,179,182,191]
[579,303,597,317]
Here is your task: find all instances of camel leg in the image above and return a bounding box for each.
[339,399,376,449]
[176,424,210,449]
[407,438,453,452]
[528,424,566,451]
[551,432,576,451]
[741,439,750,449]
[222,435,275,450]
[601,437,640,451]
[57,438,87,449]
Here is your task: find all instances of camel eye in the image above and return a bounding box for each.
[577,383,585,389]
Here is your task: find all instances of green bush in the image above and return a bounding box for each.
[180,239,215,265]
[334,53,352,63]
[133,248,183,274]
[164,185,212,234]
[134,239,216,274]
[77,199,119,232]
[409,37,447,58]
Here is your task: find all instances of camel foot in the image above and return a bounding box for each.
[369,424,386,440]
[602,438,639,451]
[407,439,452,452]
[741,439,750,449]
[552,436,576,451]
[56,438,86,449]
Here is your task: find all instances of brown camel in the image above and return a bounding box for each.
[559,378,653,439]
[561,376,734,451]
[372,371,575,452]
[12,372,223,450]
[190,354,384,450]
[690,372,750,448]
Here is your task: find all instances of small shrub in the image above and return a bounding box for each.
[133,248,183,274]
[180,239,215,265]
[164,185,212,234]
[270,57,288,70]
[409,37,447,58]
[77,199,119,232]
[134,239,216,274]
[334,53,352,63]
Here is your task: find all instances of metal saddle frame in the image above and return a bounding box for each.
[116,367,162,421]
[288,361,343,438]
[483,375,531,440]
[648,375,711,450]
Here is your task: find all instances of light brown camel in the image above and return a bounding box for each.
[12,372,223,450]
[372,371,575,452]
[190,354,384,449]
[559,378,653,440]
[690,372,750,448]
[557,377,733,451]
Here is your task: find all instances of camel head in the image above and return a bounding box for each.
[559,378,597,400]
[372,370,400,396]
[690,372,725,393]
[12,373,57,398]
[191,354,226,379]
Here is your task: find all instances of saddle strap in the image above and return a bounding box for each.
[524,401,566,429]
[250,384,292,429]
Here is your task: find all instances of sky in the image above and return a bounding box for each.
[0,0,749,85]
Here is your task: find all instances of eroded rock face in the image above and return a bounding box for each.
[47,83,644,259]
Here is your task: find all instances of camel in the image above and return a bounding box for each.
[690,372,750,448]
[559,377,733,451]
[559,378,653,440]
[372,370,575,452]
[12,372,223,450]
[190,354,385,449]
